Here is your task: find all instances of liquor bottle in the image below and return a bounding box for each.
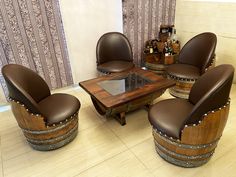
[164,42,173,56]
[167,32,171,43]
[149,47,153,54]
[171,29,180,54]
[171,28,177,43]
[152,40,158,53]
[164,42,169,56]
[164,41,174,65]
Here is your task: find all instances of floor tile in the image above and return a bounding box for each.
[75,150,153,177]
[2,125,127,177]
[73,90,93,107]
[0,138,3,177]
[130,138,168,172]
[132,138,184,177]
[105,109,153,148]
[0,85,235,177]
[0,111,32,161]
[1,130,31,161]
[79,106,104,131]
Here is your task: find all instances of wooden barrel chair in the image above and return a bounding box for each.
[2,64,81,151]
[148,64,234,167]
[167,32,217,99]
[96,32,134,75]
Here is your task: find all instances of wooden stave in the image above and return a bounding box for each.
[167,60,215,99]
[23,117,78,151]
[153,130,216,167]
[151,103,230,167]
[9,100,79,151]
[168,78,195,99]
[91,91,164,117]
[27,128,78,151]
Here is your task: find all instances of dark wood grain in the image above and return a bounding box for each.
[10,101,78,150]
[79,67,175,108]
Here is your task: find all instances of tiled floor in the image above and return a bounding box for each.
[0,85,236,177]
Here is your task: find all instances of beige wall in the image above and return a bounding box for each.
[175,0,236,83]
[59,0,123,83]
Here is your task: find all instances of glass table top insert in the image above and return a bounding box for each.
[98,72,153,95]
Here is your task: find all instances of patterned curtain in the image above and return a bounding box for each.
[0,0,73,99]
[122,0,176,66]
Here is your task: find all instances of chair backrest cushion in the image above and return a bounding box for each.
[2,64,51,113]
[178,32,217,74]
[96,32,133,65]
[186,64,234,124]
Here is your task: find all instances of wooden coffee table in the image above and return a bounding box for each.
[79,67,175,125]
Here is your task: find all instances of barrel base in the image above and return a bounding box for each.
[150,101,230,168]
[27,127,78,151]
[152,128,218,168]
[23,116,79,151]
[169,87,190,99]
[10,99,80,151]
[167,75,196,99]
[154,140,212,168]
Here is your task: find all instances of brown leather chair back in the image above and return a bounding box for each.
[186,64,234,124]
[96,32,133,65]
[2,64,51,113]
[178,32,217,74]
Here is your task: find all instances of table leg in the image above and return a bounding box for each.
[115,112,126,126]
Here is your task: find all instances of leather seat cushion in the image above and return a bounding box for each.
[38,93,80,125]
[167,64,200,80]
[148,99,194,139]
[97,61,134,73]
